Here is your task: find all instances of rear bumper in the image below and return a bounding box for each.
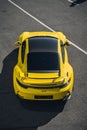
[16,90,71,101]
[16,89,70,100]
[13,66,74,100]
[13,78,74,101]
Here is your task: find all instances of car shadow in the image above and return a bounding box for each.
[0,49,66,130]
[0,49,18,93]
[18,98,66,113]
[70,0,87,7]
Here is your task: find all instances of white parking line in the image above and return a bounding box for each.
[8,0,87,55]
[67,0,73,3]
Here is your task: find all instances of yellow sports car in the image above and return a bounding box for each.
[13,32,74,101]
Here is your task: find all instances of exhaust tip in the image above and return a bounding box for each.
[63,92,71,101]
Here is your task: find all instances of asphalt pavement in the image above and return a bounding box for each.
[0,0,87,130]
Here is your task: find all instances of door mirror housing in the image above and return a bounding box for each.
[61,41,71,47]
[65,41,71,46]
[15,41,21,46]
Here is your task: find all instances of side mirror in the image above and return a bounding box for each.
[15,41,21,46]
[60,38,71,47]
[65,41,71,46]
[61,41,71,47]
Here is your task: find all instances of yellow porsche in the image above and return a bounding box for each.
[13,32,74,101]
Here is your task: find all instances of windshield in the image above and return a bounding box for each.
[29,36,58,52]
[27,36,60,72]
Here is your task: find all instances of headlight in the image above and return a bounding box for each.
[16,78,29,88]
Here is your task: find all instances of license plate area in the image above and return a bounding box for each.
[34,95,53,99]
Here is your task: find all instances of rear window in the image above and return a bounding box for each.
[27,52,60,72]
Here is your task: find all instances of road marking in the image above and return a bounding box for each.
[68,0,79,5]
[8,0,54,32]
[8,0,87,55]
[67,0,73,3]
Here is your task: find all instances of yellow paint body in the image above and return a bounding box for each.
[13,32,74,100]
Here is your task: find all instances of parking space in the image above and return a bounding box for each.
[0,0,87,130]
